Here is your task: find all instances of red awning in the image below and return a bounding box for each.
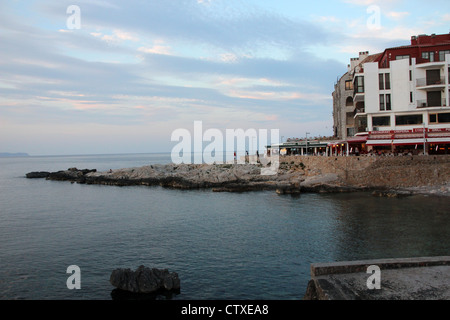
[346,136,368,144]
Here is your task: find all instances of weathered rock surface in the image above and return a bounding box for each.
[45,167,97,183]
[110,265,180,294]
[25,155,450,196]
[29,164,308,192]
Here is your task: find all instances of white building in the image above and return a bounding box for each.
[347,33,450,154]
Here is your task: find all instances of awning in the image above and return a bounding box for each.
[393,139,425,146]
[346,136,368,144]
[427,138,450,144]
[366,139,393,146]
[367,138,450,146]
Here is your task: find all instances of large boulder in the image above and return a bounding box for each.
[110,265,180,294]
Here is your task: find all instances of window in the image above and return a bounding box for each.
[422,51,435,62]
[410,92,413,103]
[439,50,450,62]
[379,94,391,111]
[396,55,410,61]
[426,69,441,86]
[379,73,391,90]
[427,91,442,107]
[429,113,450,124]
[409,70,412,81]
[385,73,391,90]
[372,116,391,127]
[386,94,391,111]
[379,74,384,90]
[346,96,353,106]
[345,80,353,91]
[355,76,364,94]
[438,113,450,123]
[395,114,423,126]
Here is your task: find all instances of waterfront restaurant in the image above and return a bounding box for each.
[366,128,450,155]
[266,127,450,156]
[266,140,329,156]
[328,134,368,156]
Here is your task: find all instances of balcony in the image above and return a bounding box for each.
[417,99,447,108]
[415,59,447,68]
[416,77,446,88]
[356,126,368,134]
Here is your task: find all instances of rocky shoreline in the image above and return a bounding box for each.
[25,161,450,196]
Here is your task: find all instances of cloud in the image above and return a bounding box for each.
[342,0,401,6]
[138,45,172,55]
[0,0,361,154]
[90,29,139,44]
[386,11,410,20]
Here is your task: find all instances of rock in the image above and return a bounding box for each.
[46,168,97,182]
[25,171,50,179]
[110,265,180,294]
[276,187,301,195]
[371,190,413,198]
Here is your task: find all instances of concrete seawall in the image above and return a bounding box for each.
[280,155,450,190]
[303,256,450,300]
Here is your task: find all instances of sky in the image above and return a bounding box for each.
[1,0,449,155]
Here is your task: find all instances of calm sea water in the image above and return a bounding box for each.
[0,153,449,300]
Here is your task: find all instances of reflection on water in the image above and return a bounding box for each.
[327,193,450,262]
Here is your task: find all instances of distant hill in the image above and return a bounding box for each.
[0,152,30,157]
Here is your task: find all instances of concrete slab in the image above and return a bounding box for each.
[304,256,450,300]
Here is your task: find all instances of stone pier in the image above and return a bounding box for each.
[303,256,450,300]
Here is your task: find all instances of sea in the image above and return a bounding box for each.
[0,153,449,300]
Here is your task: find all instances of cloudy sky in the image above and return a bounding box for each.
[1,0,449,155]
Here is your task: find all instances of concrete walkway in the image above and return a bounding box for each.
[303,256,450,300]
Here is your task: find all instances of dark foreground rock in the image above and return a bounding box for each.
[110,265,180,294]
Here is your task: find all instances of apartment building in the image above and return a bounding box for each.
[333,33,450,154]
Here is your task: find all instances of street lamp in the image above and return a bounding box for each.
[306,132,310,156]
[423,123,427,156]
